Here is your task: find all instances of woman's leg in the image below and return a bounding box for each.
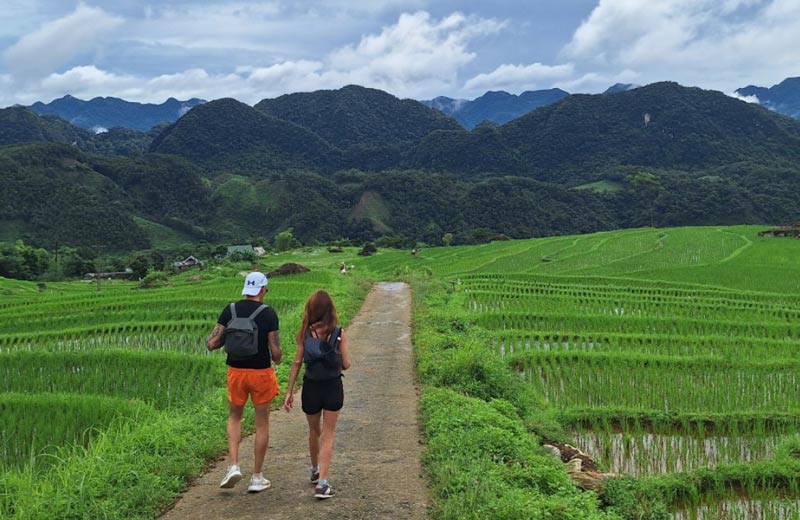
[318,409,341,482]
[305,412,322,468]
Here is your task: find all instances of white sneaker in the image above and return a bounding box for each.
[219,465,243,488]
[248,473,271,493]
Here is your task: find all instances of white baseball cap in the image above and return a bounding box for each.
[242,271,268,296]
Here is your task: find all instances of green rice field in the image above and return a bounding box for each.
[360,225,800,519]
[0,252,369,519]
[3,225,800,519]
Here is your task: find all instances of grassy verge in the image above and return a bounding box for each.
[0,393,227,519]
[409,276,668,519]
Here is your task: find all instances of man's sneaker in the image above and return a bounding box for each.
[314,483,335,499]
[310,469,320,484]
[247,474,271,493]
[219,465,243,489]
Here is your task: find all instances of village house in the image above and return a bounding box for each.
[758,224,800,238]
[173,255,203,271]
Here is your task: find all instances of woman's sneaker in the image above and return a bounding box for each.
[314,483,335,499]
[310,469,320,484]
[219,465,243,488]
[247,474,271,493]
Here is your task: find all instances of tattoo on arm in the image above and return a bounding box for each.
[207,324,225,351]
[268,330,282,363]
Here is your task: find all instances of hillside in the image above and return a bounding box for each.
[2,82,800,252]
[0,106,92,147]
[412,82,800,181]
[254,85,461,149]
[0,144,150,250]
[29,95,205,132]
[0,106,154,156]
[421,88,569,129]
[737,77,800,119]
[149,98,342,172]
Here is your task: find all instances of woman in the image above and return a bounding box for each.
[283,290,351,499]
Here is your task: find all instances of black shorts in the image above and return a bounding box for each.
[301,376,344,415]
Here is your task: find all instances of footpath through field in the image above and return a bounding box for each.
[160,282,429,520]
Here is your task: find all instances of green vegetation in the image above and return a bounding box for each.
[6,82,800,252]
[0,251,371,519]
[574,180,624,193]
[357,225,800,519]
[3,222,800,518]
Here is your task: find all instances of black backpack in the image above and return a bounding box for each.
[224,303,268,360]
[303,326,342,380]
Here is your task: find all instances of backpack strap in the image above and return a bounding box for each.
[248,304,268,320]
[229,302,238,319]
[328,326,342,349]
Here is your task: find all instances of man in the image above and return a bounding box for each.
[207,271,282,492]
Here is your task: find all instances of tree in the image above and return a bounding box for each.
[442,232,454,246]
[274,228,300,252]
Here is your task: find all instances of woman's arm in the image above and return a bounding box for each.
[282,343,304,412]
[339,329,351,370]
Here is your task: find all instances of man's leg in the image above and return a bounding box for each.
[253,403,270,474]
[227,402,245,466]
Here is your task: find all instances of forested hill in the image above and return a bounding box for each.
[149,82,800,181]
[149,98,343,171]
[2,81,800,254]
[29,95,205,132]
[413,82,800,181]
[421,88,569,129]
[0,106,156,156]
[0,106,91,147]
[255,85,461,148]
[737,77,800,119]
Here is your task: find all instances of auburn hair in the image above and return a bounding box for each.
[297,290,339,345]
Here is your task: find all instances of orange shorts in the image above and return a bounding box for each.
[227,367,280,406]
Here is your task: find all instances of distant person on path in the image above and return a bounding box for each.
[283,290,351,499]
[206,271,282,493]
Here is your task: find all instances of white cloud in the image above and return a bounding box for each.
[0,9,513,106]
[728,91,760,103]
[562,0,800,91]
[327,11,506,97]
[463,62,575,93]
[4,2,123,79]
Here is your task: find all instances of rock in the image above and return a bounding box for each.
[547,441,615,491]
[542,444,562,460]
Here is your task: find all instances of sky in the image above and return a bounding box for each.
[1,0,799,107]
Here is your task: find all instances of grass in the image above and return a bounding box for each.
[6,226,800,519]
[358,225,800,519]
[0,249,371,519]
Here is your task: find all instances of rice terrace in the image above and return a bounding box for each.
[0,224,798,519]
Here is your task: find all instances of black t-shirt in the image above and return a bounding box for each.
[217,300,279,369]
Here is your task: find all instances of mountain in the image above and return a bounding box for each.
[149,98,342,171]
[603,83,641,94]
[736,77,800,119]
[254,84,460,149]
[412,82,800,181]
[4,81,800,255]
[29,95,205,132]
[0,106,91,147]
[0,106,155,156]
[421,88,569,129]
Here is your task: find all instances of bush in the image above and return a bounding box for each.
[138,270,170,289]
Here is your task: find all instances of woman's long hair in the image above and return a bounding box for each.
[297,290,339,345]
